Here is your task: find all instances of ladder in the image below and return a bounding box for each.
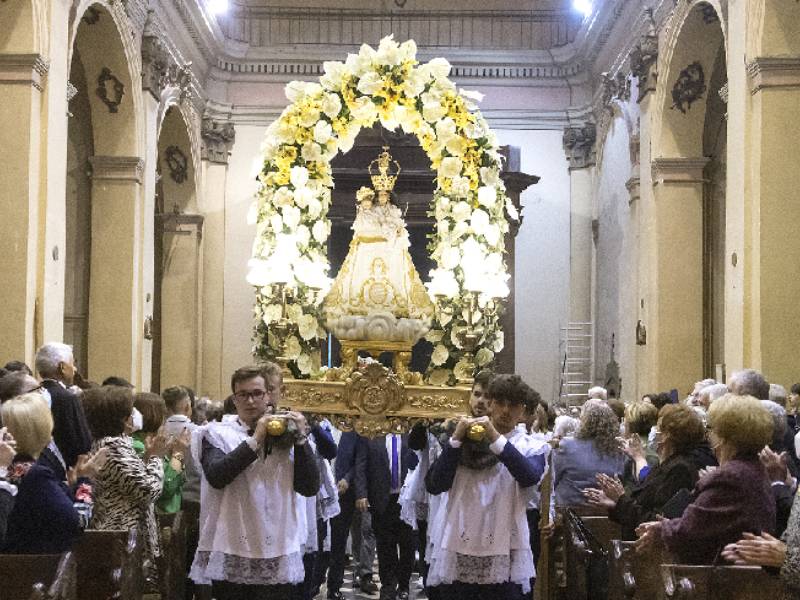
[558,322,593,408]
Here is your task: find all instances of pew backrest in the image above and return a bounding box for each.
[72,528,143,600]
[608,540,664,600]
[661,564,787,600]
[0,552,76,600]
[157,510,186,600]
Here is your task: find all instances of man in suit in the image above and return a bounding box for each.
[355,434,418,600]
[35,343,92,469]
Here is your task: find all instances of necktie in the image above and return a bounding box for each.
[391,434,399,491]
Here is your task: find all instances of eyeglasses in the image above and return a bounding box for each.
[234,390,267,401]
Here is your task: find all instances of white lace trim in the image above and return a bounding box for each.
[190,550,305,585]
[427,548,534,594]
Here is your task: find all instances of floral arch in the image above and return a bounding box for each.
[247,35,518,386]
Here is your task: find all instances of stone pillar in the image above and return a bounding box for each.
[743,56,800,385]
[87,156,145,384]
[563,124,597,329]
[200,118,235,399]
[0,54,49,365]
[649,157,708,393]
[158,214,204,391]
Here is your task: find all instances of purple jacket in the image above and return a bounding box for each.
[660,456,775,564]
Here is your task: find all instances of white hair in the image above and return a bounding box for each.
[35,342,73,379]
[553,415,579,438]
[587,386,608,401]
[761,399,787,445]
[699,383,729,407]
[770,383,788,405]
[693,378,718,395]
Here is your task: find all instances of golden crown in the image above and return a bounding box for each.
[368,147,401,192]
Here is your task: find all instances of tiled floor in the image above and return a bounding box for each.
[319,563,425,599]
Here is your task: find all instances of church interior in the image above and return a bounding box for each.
[1,0,800,599]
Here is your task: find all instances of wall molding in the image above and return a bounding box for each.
[0,54,50,91]
[747,57,800,94]
[651,157,709,185]
[90,156,145,184]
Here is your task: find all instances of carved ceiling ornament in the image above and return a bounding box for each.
[201,118,236,164]
[562,123,597,170]
[141,34,170,100]
[166,62,193,101]
[96,67,125,113]
[629,8,659,102]
[164,145,188,183]
[671,61,706,113]
[82,7,101,25]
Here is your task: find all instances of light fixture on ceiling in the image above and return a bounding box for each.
[573,0,592,17]
[208,0,229,14]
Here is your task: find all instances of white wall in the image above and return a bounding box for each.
[497,129,571,404]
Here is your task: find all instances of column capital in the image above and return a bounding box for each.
[141,34,170,100]
[747,57,800,95]
[563,123,597,170]
[629,8,658,102]
[651,157,709,185]
[90,156,145,183]
[0,54,49,91]
[201,118,236,164]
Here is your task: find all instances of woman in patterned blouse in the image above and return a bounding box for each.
[83,385,167,589]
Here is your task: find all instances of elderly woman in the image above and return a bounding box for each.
[636,394,775,564]
[553,400,626,507]
[1,393,86,553]
[83,385,166,587]
[583,404,706,539]
[622,401,660,482]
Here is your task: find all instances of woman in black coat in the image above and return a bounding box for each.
[583,403,708,539]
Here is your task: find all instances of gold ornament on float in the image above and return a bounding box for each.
[467,423,487,442]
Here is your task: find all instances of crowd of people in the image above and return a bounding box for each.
[1,342,800,600]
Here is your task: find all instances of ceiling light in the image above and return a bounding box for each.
[208,0,229,15]
[573,0,593,17]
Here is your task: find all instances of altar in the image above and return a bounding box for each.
[246,36,538,435]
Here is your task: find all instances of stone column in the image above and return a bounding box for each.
[649,157,708,393]
[200,118,235,399]
[87,156,145,384]
[0,54,48,364]
[743,56,800,385]
[157,214,204,391]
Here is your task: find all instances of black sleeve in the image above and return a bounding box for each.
[354,439,369,500]
[0,487,14,548]
[409,423,428,451]
[425,444,462,495]
[774,483,794,537]
[311,425,338,460]
[201,438,258,489]
[293,442,321,497]
[610,462,695,530]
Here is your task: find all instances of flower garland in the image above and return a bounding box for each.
[248,35,517,383]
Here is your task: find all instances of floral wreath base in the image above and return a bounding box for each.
[247,35,518,385]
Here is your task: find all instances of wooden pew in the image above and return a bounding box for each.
[0,552,76,600]
[157,511,187,600]
[660,564,787,600]
[72,528,143,600]
[608,540,664,600]
[561,508,621,600]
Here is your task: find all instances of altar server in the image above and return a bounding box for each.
[425,374,547,600]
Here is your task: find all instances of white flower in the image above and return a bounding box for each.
[454,357,473,381]
[476,347,494,367]
[274,186,294,207]
[452,201,471,222]
[282,205,302,230]
[484,224,501,246]
[423,57,452,80]
[435,118,457,144]
[376,35,401,66]
[313,120,333,145]
[274,233,301,263]
[452,220,469,239]
[492,331,505,353]
[307,196,323,220]
[321,61,349,91]
[338,127,358,153]
[450,177,470,198]
[262,303,282,324]
[422,101,447,123]
[322,93,342,119]
[461,236,485,264]
[403,69,427,98]
[301,141,323,163]
[312,219,329,242]
[477,185,497,209]
[284,336,302,360]
[269,213,284,233]
[350,97,378,124]
[428,368,451,386]
[246,258,271,287]
[445,137,468,157]
[439,157,462,178]
[480,167,499,186]
[357,71,383,96]
[441,245,461,269]
[246,201,258,225]
[426,268,459,298]
[505,198,520,221]
[299,109,320,129]
[285,80,322,103]
[399,39,417,62]
[297,352,313,374]
[470,208,490,237]
[296,224,311,247]
[298,314,318,341]
[431,344,449,366]
[425,329,444,343]
[290,166,309,189]
[294,186,314,209]
[286,304,303,323]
